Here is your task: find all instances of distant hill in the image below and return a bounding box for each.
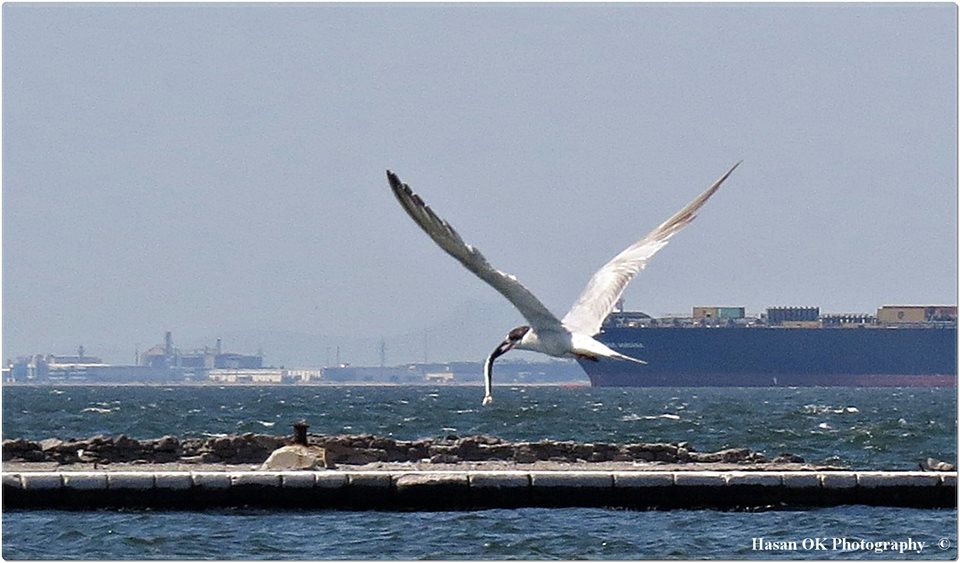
[184,299,554,368]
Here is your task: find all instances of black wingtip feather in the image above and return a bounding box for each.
[389,170,405,187]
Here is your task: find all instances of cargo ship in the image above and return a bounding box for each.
[577,305,957,387]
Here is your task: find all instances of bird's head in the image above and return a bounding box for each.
[503,325,531,351]
[482,326,530,405]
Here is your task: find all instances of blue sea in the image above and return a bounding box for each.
[2,385,957,560]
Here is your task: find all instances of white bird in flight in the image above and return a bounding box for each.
[387,162,740,405]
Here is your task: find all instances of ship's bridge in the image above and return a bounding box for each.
[602,311,652,328]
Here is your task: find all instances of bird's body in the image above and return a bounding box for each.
[515,328,567,357]
[387,163,740,404]
[517,327,636,362]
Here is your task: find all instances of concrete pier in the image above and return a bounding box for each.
[3,470,955,510]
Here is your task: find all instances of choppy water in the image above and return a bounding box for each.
[4,507,957,560]
[3,385,955,468]
[2,385,957,560]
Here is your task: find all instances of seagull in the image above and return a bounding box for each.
[387,162,740,405]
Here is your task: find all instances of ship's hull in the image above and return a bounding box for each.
[579,326,957,387]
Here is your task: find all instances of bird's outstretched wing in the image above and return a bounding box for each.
[561,162,741,336]
[387,171,566,334]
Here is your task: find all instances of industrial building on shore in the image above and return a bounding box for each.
[5,332,271,384]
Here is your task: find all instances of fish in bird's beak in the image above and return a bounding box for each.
[481,326,530,405]
[482,339,515,405]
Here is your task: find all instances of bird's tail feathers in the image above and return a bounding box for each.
[609,351,648,365]
[572,335,648,365]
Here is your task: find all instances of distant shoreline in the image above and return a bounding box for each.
[2,381,591,388]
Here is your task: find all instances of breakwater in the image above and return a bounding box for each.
[2,432,799,466]
[3,470,955,510]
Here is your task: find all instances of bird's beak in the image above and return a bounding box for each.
[482,339,515,405]
[492,339,516,360]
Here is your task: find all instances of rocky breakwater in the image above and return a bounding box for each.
[2,433,802,468]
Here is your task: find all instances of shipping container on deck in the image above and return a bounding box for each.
[877,305,958,324]
[693,307,745,320]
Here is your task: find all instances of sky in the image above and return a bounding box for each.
[3,3,957,367]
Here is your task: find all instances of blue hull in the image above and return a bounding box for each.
[579,326,957,387]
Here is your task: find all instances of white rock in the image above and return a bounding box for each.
[259,445,327,471]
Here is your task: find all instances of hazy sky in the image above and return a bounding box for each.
[3,3,957,367]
